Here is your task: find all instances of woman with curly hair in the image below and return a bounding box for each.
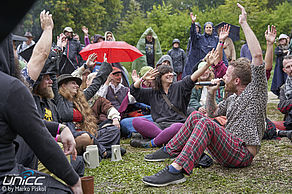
[55,60,120,158]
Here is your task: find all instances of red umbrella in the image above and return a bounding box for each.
[79,41,143,63]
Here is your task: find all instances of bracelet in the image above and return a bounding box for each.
[57,125,66,135]
[219,41,224,46]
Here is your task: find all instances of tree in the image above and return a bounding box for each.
[100,0,123,31]
[115,0,147,46]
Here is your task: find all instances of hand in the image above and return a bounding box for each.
[82,26,88,36]
[265,25,277,45]
[219,24,230,42]
[112,118,120,129]
[131,70,140,83]
[206,49,219,66]
[142,68,159,81]
[190,12,197,24]
[207,78,222,93]
[59,126,76,156]
[40,10,54,31]
[70,178,83,194]
[86,53,97,68]
[237,3,247,25]
[57,33,67,48]
[105,73,114,85]
[198,107,207,114]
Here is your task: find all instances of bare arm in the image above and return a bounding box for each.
[238,3,263,66]
[206,79,221,117]
[215,25,230,62]
[191,49,219,82]
[27,10,54,81]
[265,25,277,71]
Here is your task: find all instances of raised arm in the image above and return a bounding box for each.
[27,10,54,81]
[238,3,263,66]
[191,49,219,82]
[216,24,231,62]
[265,25,277,71]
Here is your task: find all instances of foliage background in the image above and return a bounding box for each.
[14,0,292,70]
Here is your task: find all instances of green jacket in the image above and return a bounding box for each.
[188,86,224,110]
[132,27,162,72]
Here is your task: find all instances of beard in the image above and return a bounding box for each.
[225,81,237,94]
[36,86,54,99]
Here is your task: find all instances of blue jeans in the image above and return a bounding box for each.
[120,115,153,138]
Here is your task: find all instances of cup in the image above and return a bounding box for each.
[81,176,94,194]
[83,145,99,168]
[111,145,122,161]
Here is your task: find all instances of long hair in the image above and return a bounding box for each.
[59,86,97,135]
[153,65,173,91]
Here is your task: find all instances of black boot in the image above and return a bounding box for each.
[277,130,292,142]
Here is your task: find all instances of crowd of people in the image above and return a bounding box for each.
[0,2,292,193]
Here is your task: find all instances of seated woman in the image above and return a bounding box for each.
[55,58,121,158]
[130,49,219,148]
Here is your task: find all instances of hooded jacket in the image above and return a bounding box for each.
[0,34,79,186]
[183,22,228,78]
[132,27,162,73]
[155,55,177,81]
[167,43,186,74]
[104,31,116,41]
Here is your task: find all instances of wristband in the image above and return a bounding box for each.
[219,41,224,46]
[83,64,87,69]
[55,135,59,142]
[141,77,145,82]
[57,125,66,135]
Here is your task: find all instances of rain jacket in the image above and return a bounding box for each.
[271,46,288,96]
[183,22,227,78]
[167,46,186,74]
[104,31,116,41]
[132,27,162,72]
[64,37,84,68]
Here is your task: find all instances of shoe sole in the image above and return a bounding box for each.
[144,157,173,162]
[142,177,186,187]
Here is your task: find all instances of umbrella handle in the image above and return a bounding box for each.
[104,53,107,63]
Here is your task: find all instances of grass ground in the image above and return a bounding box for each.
[85,102,292,193]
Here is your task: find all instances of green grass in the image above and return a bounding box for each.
[84,101,291,193]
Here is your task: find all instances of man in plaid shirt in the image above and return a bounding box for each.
[142,3,268,187]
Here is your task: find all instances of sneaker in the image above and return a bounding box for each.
[144,147,176,162]
[131,132,143,139]
[142,166,186,187]
[130,139,149,148]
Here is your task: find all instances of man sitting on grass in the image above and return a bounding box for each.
[142,3,268,187]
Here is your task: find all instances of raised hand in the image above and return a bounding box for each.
[86,53,97,68]
[237,3,247,25]
[131,69,140,83]
[82,26,88,36]
[265,25,277,45]
[219,24,230,42]
[142,68,159,81]
[40,10,53,31]
[190,12,197,24]
[206,49,219,65]
[57,33,67,48]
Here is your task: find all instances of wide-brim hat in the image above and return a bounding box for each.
[57,74,82,87]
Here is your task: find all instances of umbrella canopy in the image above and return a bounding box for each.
[215,22,240,42]
[79,41,143,63]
